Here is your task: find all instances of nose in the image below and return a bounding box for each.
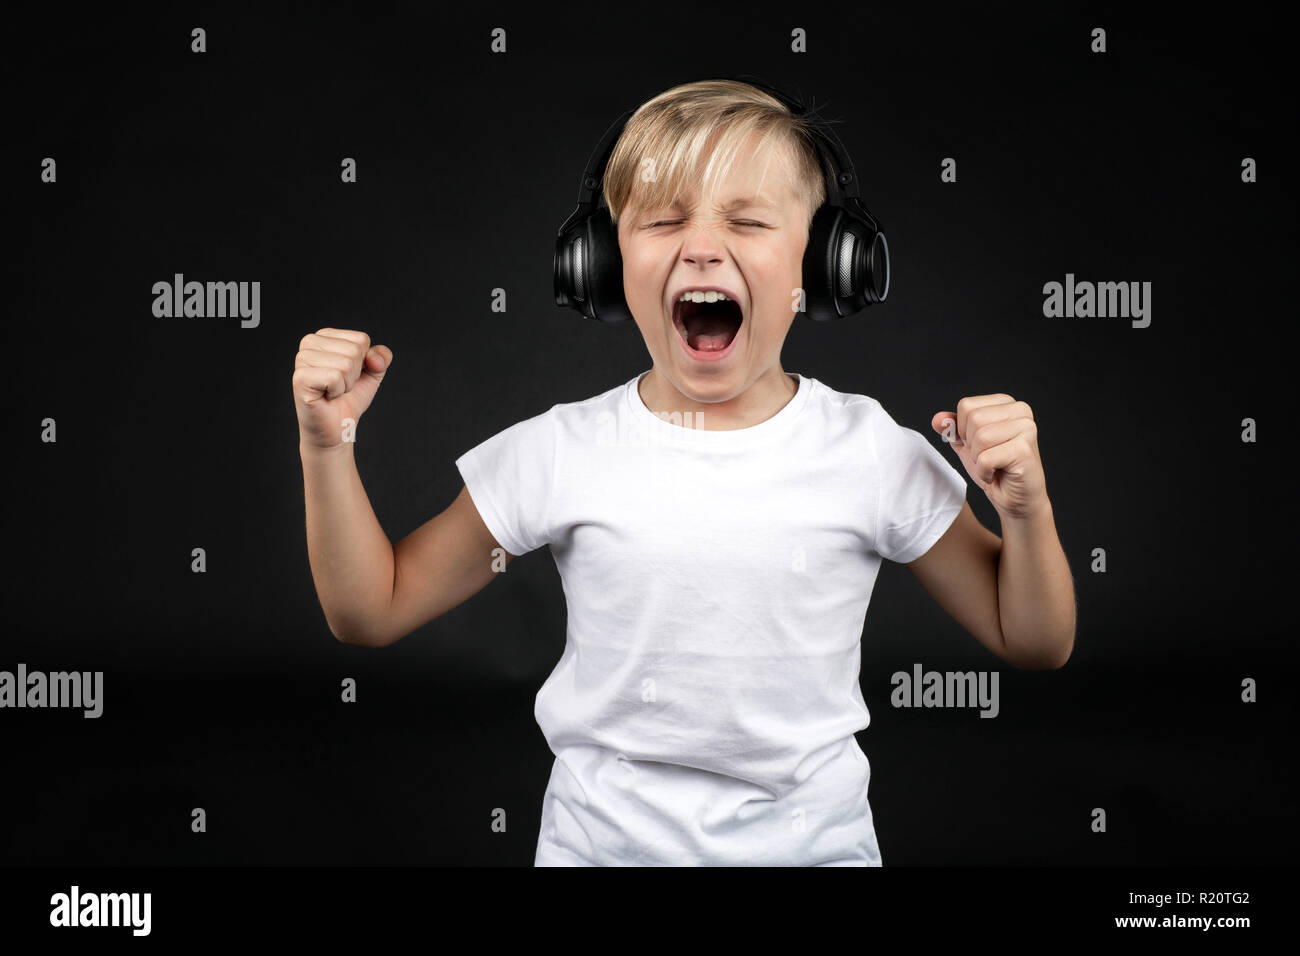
[680,220,727,268]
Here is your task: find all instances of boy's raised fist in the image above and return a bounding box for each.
[292,328,393,450]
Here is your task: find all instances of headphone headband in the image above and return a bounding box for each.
[726,74,867,210]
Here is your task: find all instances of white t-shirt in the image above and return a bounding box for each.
[455,370,967,866]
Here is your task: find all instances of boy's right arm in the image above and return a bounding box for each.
[295,328,513,648]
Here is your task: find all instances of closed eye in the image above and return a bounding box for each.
[645,220,770,229]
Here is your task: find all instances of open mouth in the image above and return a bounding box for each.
[672,295,744,353]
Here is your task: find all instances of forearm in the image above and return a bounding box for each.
[996,498,1075,669]
[300,440,395,645]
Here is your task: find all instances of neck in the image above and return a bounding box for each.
[638,365,799,431]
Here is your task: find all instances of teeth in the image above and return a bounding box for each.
[677,290,730,303]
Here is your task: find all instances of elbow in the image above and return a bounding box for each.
[325,612,353,644]
[331,627,359,646]
[1001,605,1076,671]
[1011,635,1073,671]
[328,620,360,646]
[1046,615,1077,670]
[1052,635,1074,669]
[334,629,390,649]
[327,616,390,648]
[1040,645,1072,670]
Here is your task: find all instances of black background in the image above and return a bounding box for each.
[3,1,1294,870]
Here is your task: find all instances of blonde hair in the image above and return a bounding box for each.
[601,79,831,234]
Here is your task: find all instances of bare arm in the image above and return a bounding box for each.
[293,327,513,648]
[914,396,1076,669]
[906,499,1075,670]
[993,500,1075,669]
[384,484,515,645]
[904,502,1007,662]
[301,443,513,647]
[300,439,396,645]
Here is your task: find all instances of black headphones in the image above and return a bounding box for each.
[553,73,890,324]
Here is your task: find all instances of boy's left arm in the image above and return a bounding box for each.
[904,394,1076,670]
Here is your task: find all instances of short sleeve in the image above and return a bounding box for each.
[868,400,967,564]
[454,407,558,557]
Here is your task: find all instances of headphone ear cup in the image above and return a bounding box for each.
[866,231,889,304]
[554,222,599,316]
[800,204,841,322]
[800,204,890,320]
[553,229,581,310]
[583,204,633,324]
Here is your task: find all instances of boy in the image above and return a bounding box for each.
[292,79,1076,866]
